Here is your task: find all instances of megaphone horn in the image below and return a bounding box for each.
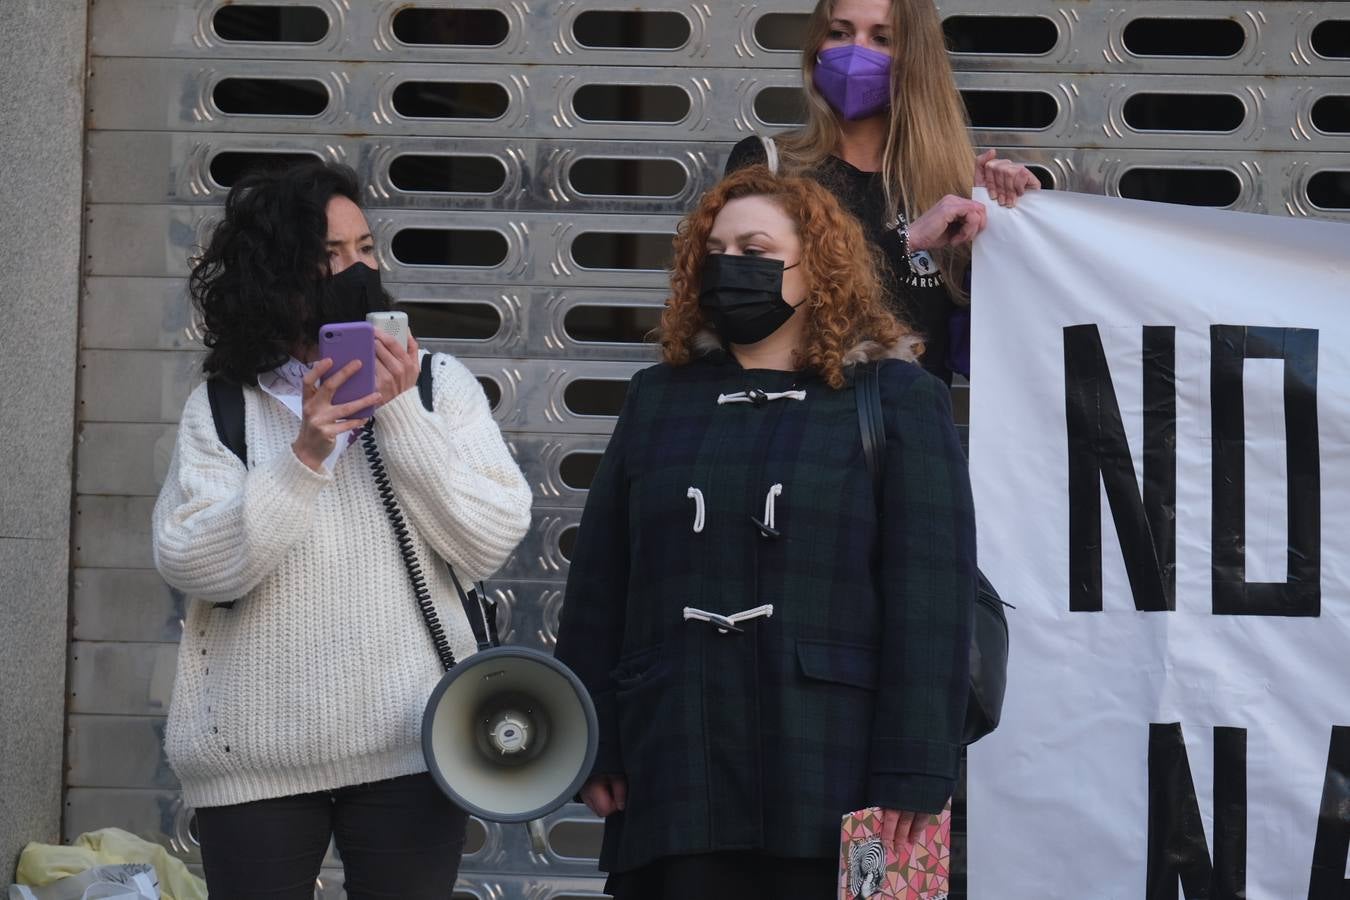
[421,646,599,846]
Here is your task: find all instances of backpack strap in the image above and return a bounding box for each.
[853,360,1008,745]
[855,362,885,501]
[205,378,246,609]
[417,352,435,413]
[206,378,248,466]
[756,134,780,175]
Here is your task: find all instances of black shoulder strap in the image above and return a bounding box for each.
[417,353,435,412]
[207,378,248,466]
[206,379,246,609]
[855,362,885,499]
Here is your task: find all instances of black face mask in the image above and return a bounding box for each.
[698,254,804,346]
[307,262,390,338]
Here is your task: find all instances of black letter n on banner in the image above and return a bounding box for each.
[1064,325,1176,612]
[1210,326,1320,617]
[1147,724,1247,900]
[1307,726,1350,900]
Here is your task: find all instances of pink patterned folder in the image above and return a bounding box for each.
[838,804,952,900]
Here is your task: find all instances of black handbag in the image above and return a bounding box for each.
[855,362,1010,745]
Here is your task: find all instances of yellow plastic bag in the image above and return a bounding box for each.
[15,829,205,900]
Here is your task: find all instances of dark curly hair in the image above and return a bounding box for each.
[191,160,386,385]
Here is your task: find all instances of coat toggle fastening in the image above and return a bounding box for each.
[687,487,706,533]
[717,388,806,407]
[751,483,783,538]
[682,604,774,635]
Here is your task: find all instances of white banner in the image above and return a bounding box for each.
[967,188,1350,900]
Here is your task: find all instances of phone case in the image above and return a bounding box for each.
[839,804,951,900]
[318,321,377,420]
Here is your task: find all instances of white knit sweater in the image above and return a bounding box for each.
[152,353,533,808]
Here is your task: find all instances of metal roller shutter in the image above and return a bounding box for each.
[72,2,1350,896]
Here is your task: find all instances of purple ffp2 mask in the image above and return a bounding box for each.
[812,44,893,121]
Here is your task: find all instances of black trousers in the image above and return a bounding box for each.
[195,772,468,900]
[605,852,837,900]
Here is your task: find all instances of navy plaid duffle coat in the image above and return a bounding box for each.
[554,348,977,872]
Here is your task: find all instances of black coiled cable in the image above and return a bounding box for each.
[361,420,457,672]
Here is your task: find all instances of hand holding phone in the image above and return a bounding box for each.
[292,357,380,472]
[369,311,422,403]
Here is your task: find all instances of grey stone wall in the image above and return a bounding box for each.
[0,0,89,879]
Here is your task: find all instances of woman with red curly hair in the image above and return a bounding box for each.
[554,166,976,899]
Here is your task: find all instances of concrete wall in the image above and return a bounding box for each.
[0,0,88,879]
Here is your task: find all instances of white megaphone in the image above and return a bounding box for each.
[422,645,598,849]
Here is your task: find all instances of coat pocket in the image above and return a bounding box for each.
[613,641,684,799]
[796,639,880,691]
[609,643,669,693]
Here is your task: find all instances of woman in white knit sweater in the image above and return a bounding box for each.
[152,161,533,899]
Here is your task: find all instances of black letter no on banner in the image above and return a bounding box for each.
[1063,325,1320,616]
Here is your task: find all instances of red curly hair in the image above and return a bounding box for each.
[660,165,917,389]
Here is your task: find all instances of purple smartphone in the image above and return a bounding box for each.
[318,321,377,420]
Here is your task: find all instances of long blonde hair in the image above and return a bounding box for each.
[778,0,976,298]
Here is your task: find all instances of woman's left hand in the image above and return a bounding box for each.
[975,149,1041,208]
[880,808,930,860]
[373,330,421,407]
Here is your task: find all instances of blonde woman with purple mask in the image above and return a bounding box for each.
[727,0,1040,384]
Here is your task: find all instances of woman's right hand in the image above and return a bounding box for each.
[580,774,627,818]
[880,807,932,859]
[292,358,382,472]
[907,195,988,253]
